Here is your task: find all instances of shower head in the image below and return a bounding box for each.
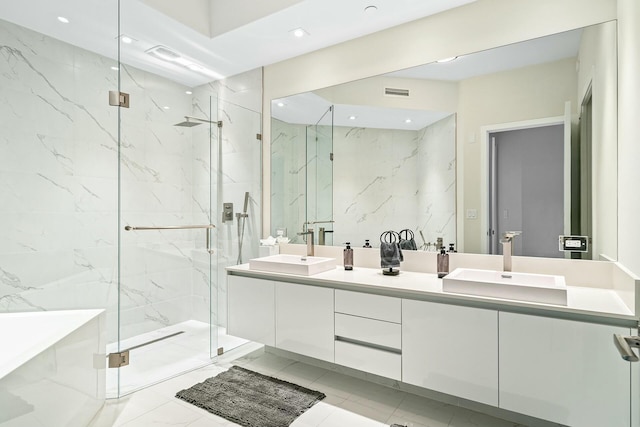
[174,118,202,127]
[173,116,215,127]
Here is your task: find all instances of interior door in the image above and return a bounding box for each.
[489,125,565,258]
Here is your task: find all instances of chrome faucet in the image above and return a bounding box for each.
[500,231,521,272]
[297,228,314,256]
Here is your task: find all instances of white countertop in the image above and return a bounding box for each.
[227,264,635,324]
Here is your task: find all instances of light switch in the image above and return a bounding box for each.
[466,209,477,219]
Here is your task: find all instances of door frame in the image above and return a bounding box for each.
[479,108,571,254]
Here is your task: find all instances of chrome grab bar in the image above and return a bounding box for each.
[124,224,215,254]
[124,225,214,231]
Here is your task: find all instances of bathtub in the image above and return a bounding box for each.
[0,309,106,427]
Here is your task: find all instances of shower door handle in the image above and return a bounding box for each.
[124,224,215,254]
[613,334,640,362]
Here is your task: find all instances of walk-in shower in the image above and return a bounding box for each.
[0,0,262,400]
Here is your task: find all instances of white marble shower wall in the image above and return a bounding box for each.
[271,116,456,248]
[0,19,119,318]
[333,127,419,247]
[192,69,263,328]
[309,124,334,243]
[331,115,456,247]
[270,119,306,243]
[417,114,456,248]
[118,61,200,341]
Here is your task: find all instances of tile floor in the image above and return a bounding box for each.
[91,343,532,427]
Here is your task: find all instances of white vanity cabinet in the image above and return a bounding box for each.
[275,282,335,362]
[334,290,402,380]
[402,299,499,406]
[227,275,275,346]
[499,312,631,427]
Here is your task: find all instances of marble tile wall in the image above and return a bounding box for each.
[0,19,119,321]
[272,115,456,250]
[0,18,263,345]
[417,114,457,248]
[270,118,307,243]
[193,69,263,329]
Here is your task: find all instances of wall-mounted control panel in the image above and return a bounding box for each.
[558,235,589,252]
[223,203,234,222]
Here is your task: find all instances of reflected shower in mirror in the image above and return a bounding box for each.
[270,20,617,260]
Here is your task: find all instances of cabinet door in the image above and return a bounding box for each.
[227,275,275,346]
[499,312,630,427]
[402,300,498,406]
[275,282,334,362]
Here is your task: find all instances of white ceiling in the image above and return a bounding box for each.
[0,0,476,87]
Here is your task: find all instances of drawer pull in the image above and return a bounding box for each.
[335,335,401,354]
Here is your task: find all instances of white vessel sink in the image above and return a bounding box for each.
[442,268,567,306]
[249,254,336,276]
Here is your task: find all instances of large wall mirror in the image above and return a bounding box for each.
[270,20,617,261]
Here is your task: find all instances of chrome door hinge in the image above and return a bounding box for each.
[108,350,130,368]
[330,152,334,161]
[217,347,224,356]
[109,91,130,108]
[256,133,262,140]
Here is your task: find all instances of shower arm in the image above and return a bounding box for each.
[124,224,215,254]
[184,116,222,126]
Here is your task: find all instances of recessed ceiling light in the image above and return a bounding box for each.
[405,119,412,123]
[186,64,205,72]
[364,5,378,14]
[436,56,458,63]
[290,28,309,38]
[110,66,119,71]
[145,46,223,79]
[185,90,193,95]
[57,16,69,24]
[163,106,170,110]
[349,116,357,120]
[277,102,285,107]
[121,36,133,44]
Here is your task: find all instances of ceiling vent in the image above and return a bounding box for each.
[384,87,410,97]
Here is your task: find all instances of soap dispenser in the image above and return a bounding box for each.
[344,242,354,270]
[363,239,372,248]
[437,247,449,278]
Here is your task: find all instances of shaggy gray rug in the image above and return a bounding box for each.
[175,365,326,427]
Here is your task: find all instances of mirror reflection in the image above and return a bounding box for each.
[271,21,617,261]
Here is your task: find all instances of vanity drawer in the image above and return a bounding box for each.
[335,290,401,323]
[335,313,401,349]
[335,340,401,380]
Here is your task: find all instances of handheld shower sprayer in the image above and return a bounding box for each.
[243,191,249,215]
[236,192,250,264]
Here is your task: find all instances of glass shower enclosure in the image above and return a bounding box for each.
[0,0,260,400]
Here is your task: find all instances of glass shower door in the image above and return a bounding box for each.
[111,1,218,396]
[306,105,334,245]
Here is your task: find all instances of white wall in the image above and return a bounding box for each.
[618,0,640,278]
[576,21,618,260]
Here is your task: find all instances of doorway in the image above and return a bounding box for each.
[488,125,565,258]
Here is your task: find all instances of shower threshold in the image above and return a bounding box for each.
[107,331,185,368]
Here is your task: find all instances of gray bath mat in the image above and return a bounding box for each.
[175,365,325,427]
